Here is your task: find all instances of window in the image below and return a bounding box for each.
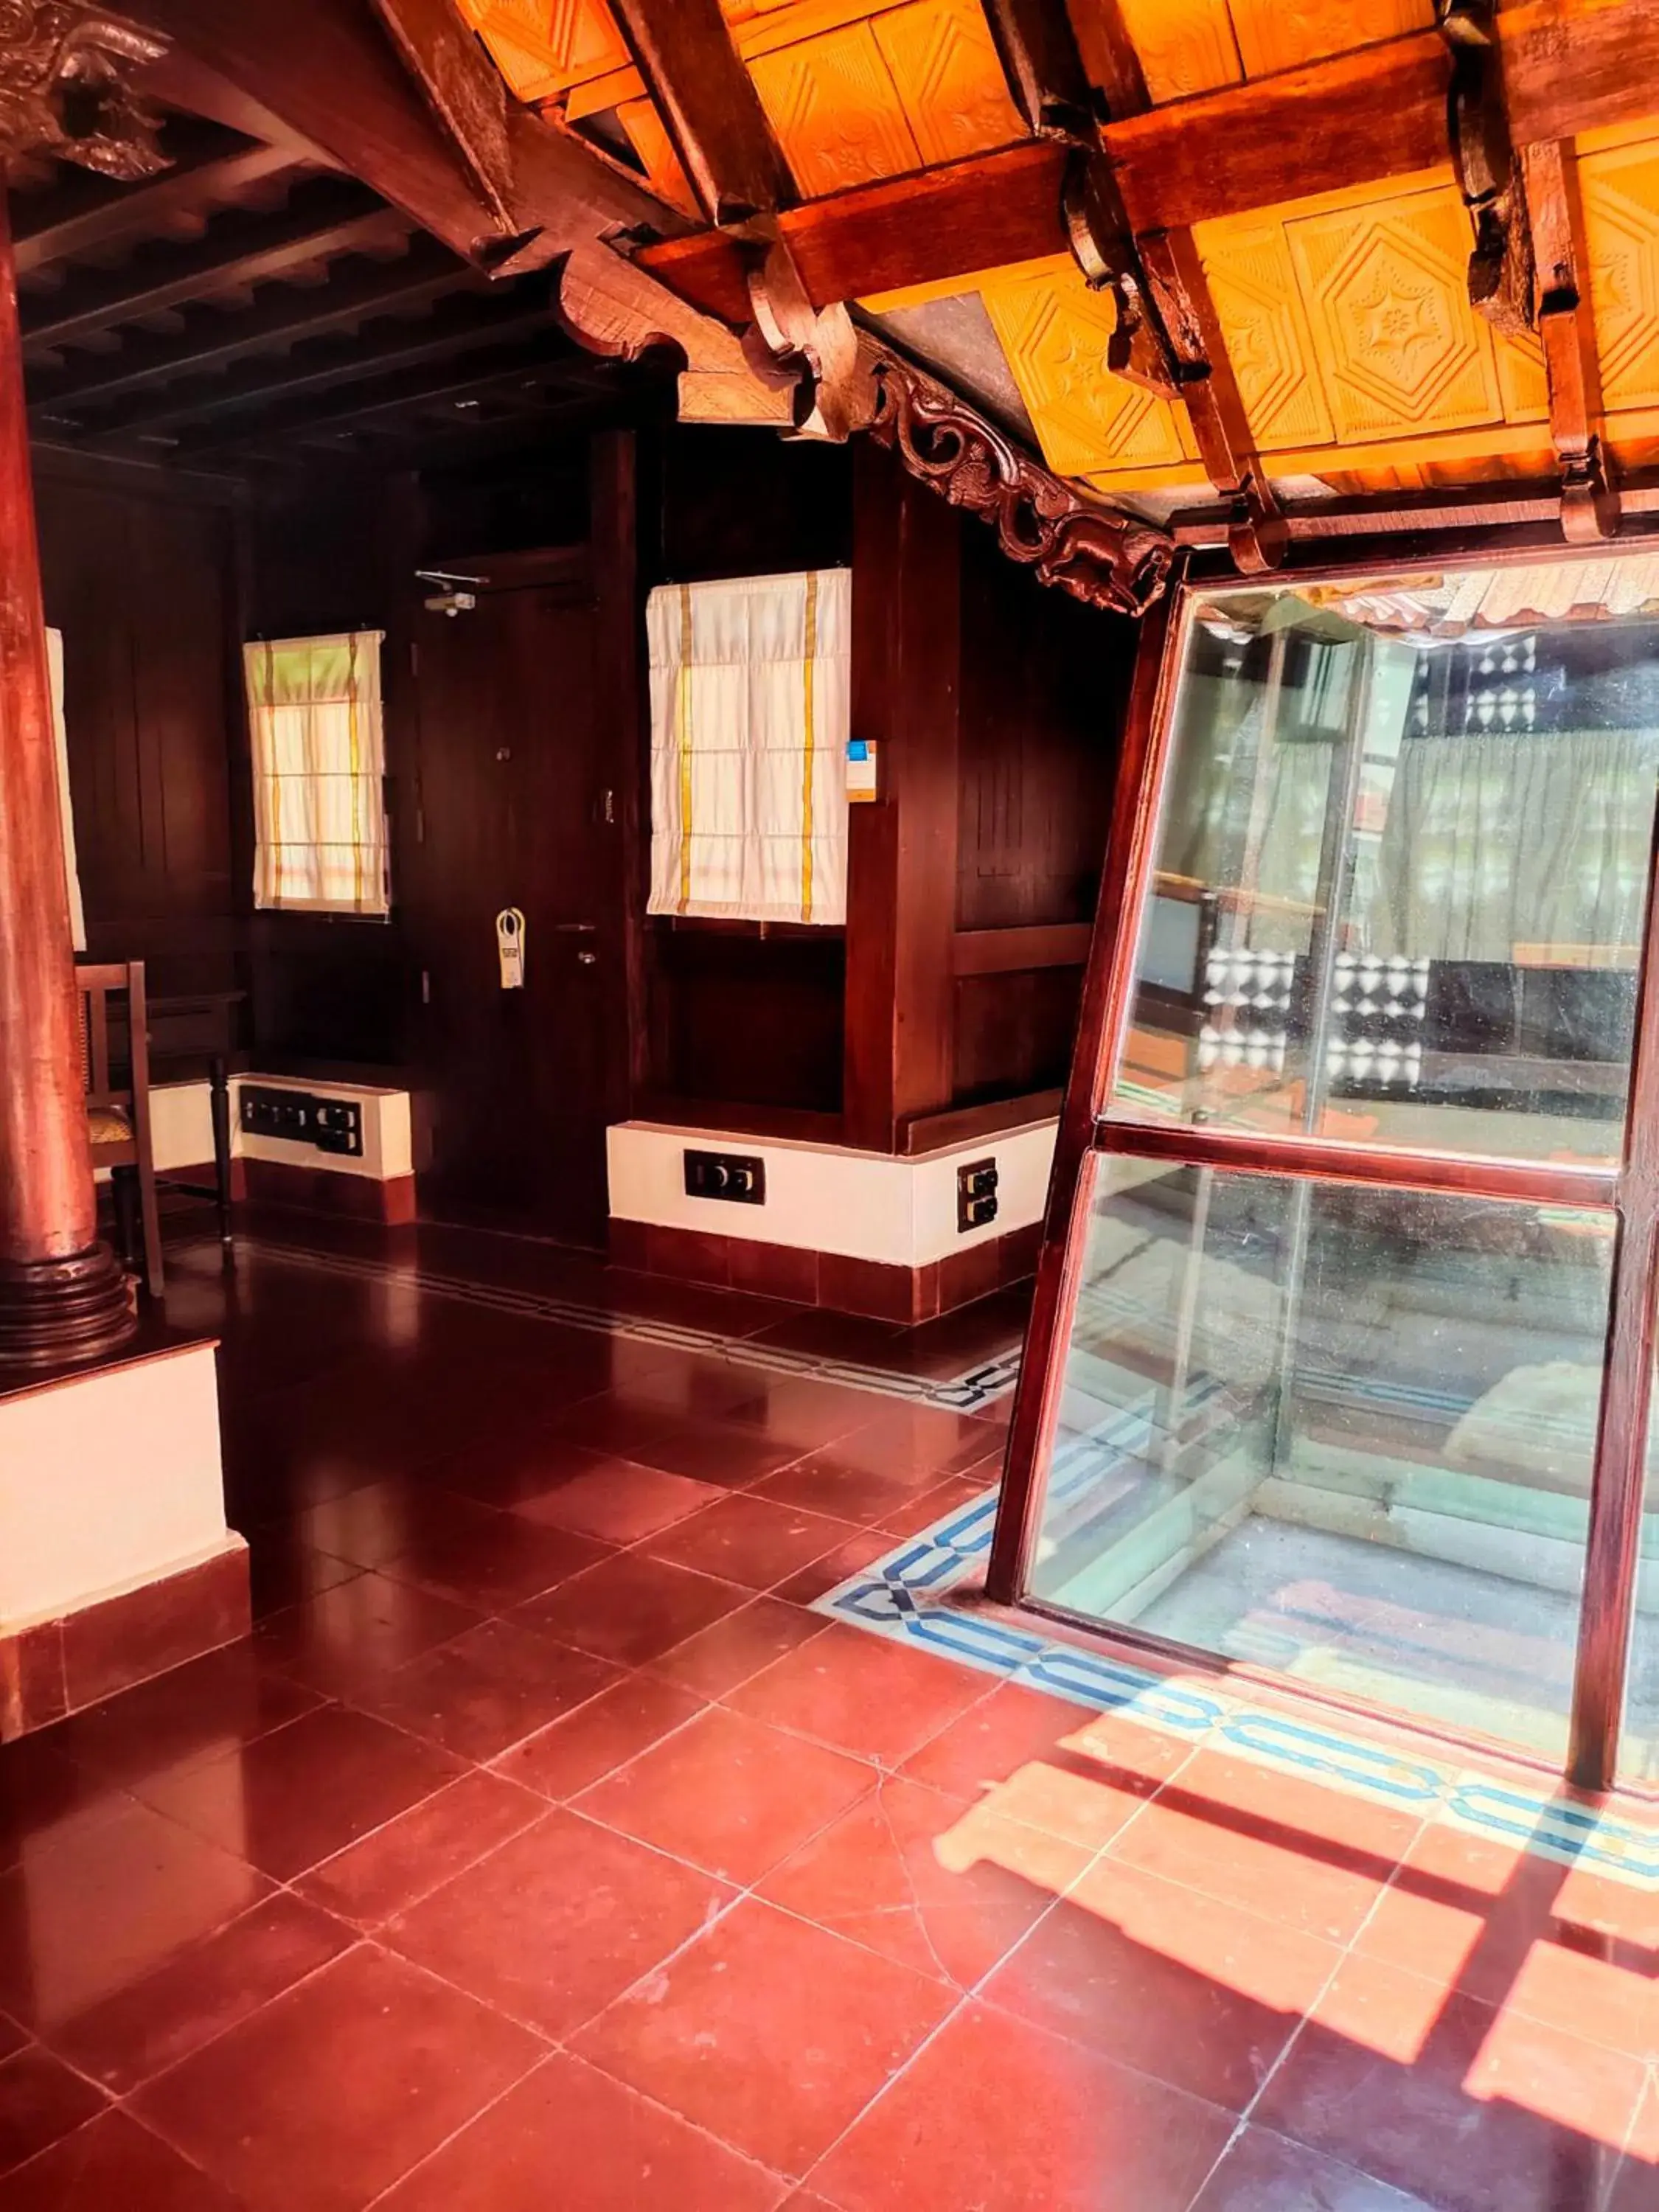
[1000,549,1659,1784]
[647,569,850,925]
[243,631,388,915]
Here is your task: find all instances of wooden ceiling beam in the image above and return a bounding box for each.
[366,0,514,223]
[20,176,411,353]
[11,120,305,277]
[981,0,1097,139]
[25,235,470,414]
[69,274,563,442]
[639,0,1659,318]
[1521,138,1619,540]
[608,0,792,224]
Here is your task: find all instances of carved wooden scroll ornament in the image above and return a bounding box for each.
[868,352,1174,618]
[0,1,169,178]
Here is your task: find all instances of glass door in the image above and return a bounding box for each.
[992,553,1659,1789]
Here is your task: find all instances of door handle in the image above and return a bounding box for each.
[551,922,596,933]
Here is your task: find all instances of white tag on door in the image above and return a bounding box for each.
[495,907,526,989]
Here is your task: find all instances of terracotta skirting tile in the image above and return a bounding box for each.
[611,1220,1038,1323]
[0,1623,68,1741]
[241,1159,415,1225]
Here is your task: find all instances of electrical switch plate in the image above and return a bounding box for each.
[684,1150,766,1204]
[957,1156,998,1233]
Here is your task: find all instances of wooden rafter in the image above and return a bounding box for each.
[1522,136,1618,539]
[607,0,791,226]
[639,1,1659,320]
[366,0,513,223]
[19,176,411,354]
[980,0,1096,139]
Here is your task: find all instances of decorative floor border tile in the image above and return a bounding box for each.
[226,1237,1024,1413]
[815,1483,1659,1890]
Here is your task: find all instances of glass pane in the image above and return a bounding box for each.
[1110,559,1659,1164]
[1624,1353,1659,1788]
[1032,1153,1615,1760]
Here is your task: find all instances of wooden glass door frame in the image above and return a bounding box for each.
[988,548,1659,1795]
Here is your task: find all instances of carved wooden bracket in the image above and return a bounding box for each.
[1439,0,1535,337]
[0,1,170,178]
[740,229,877,441]
[1061,149,1180,400]
[868,351,1174,617]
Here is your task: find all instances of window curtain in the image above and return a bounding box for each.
[646,568,850,925]
[46,627,86,952]
[1370,729,1659,961]
[243,631,388,915]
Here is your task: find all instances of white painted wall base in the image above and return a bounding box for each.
[0,1343,238,1633]
[607,1116,1057,1268]
[147,1076,412,1183]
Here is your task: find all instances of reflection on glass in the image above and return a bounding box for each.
[1109,563,1659,1162]
[1032,1155,1615,1759]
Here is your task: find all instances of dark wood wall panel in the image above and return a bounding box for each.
[957,526,1133,934]
[953,965,1090,1105]
[35,465,242,1001]
[650,926,845,1114]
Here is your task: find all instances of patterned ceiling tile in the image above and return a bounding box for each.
[750,21,922,195]
[1225,0,1433,80]
[980,260,1196,477]
[872,0,1024,168]
[1284,184,1504,443]
[1580,137,1659,414]
[460,0,629,102]
[1115,0,1242,102]
[1193,215,1334,451]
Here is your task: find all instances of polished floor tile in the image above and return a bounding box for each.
[512,1461,723,1544]
[134,1705,465,1881]
[132,1945,543,2212]
[807,1998,1235,2212]
[46,1644,322,1787]
[296,1769,549,1927]
[642,1494,866,1593]
[647,1594,829,1700]
[0,2049,107,2180]
[1187,2124,1437,2210]
[513,1552,749,1668]
[344,1618,619,1762]
[574,1706,877,1885]
[493,1672,707,1801]
[757,1775,1089,1989]
[574,1896,954,2178]
[251,1572,484,1696]
[376,2053,788,2211]
[382,1809,734,2039]
[726,1622,992,1767]
[0,2108,243,2209]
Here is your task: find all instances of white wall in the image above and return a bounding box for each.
[608,1116,1057,1267]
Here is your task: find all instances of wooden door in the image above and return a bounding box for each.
[405,563,627,1246]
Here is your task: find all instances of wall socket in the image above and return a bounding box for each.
[957,1157,998,1233]
[240,1086,364,1158]
[684,1150,766,1204]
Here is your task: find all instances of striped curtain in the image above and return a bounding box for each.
[646,569,850,925]
[243,631,388,915]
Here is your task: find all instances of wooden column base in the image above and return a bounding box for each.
[0,1244,136,1368]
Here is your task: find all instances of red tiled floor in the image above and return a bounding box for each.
[44,1892,353,2095]
[296,1770,549,1926]
[0,1797,271,2032]
[0,2109,243,2209]
[642,1494,866,1592]
[3,1221,1650,2211]
[514,1551,749,1667]
[344,1618,620,1761]
[1255,1954,1649,2212]
[648,1593,829,1698]
[382,1809,734,2039]
[980,1854,1340,2112]
[1188,2125,1435,2209]
[251,1571,484,1695]
[493,1673,707,1800]
[726,1621,992,1766]
[0,2049,107,2180]
[574,1896,954,2177]
[757,1775,1090,1989]
[375,2054,788,2211]
[131,1946,543,2212]
[807,1998,1235,2212]
[511,1461,723,1543]
[134,1705,465,1881]
[574,1705,877,1885]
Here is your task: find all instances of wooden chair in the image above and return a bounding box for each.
[77,960,163,1297]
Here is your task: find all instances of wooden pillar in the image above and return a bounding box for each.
[0,192,133,1366]
[843,439,961,1150]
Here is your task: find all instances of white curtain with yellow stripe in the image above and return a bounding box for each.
[243,631,388,915]
[647,569,849,925]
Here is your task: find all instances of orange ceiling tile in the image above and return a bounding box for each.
[872,0,1024,167]
[750,19,922,196]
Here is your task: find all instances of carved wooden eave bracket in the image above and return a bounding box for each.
[0,1,170,178]
[867,350,1173,618]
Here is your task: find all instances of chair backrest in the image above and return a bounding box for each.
[74,960,150,1113]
